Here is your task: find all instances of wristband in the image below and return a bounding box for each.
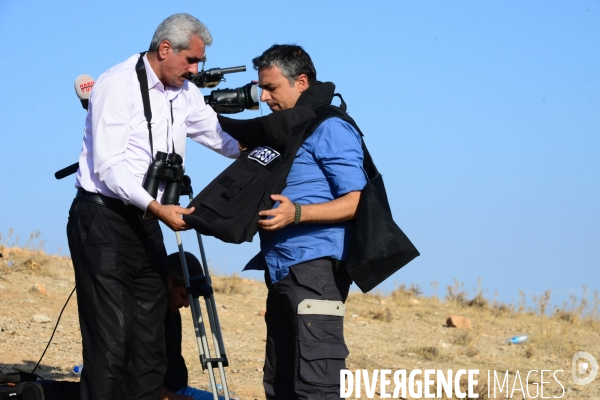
[293,202,302,224]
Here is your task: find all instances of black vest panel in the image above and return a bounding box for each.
[184,82,335,243]
[184,82,420,292]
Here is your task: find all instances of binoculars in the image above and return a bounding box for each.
[142,151,189,205]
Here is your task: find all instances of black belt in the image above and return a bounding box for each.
[76,188,143,215]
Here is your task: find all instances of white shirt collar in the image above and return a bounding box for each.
[143,53,183,100]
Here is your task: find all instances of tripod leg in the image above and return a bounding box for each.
[175,232,221,400]
[193,231,231,400]
[183,191,231,400]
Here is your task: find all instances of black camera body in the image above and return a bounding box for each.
[143,151,187,205]
[189,66,259,114]
[204,82,259,114]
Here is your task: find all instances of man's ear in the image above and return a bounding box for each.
[157,40,173,60]
[296,74,309,93]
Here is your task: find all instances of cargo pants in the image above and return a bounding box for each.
[263,258,351,400]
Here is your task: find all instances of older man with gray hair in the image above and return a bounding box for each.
[67,13,239,400]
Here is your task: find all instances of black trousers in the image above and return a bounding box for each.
[263,258,351,400]
[67,197,168,400]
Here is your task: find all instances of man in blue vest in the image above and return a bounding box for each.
[246,44,367,400]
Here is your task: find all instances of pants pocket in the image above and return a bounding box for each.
[296,315,349,386]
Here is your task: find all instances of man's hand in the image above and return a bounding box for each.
[258,194,295,231]
[147,200,195,231]
[258,191,362,232]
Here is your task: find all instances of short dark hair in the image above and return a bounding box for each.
[252,44,317,86]
[167,252,204,288]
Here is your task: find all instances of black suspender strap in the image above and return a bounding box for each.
[135,52,177,158]
[135,52,155,160]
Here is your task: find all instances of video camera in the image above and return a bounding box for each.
[189,63,259,114]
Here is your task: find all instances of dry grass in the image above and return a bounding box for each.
[211,274,247,295]
[0,247,52,277]
[413,346,445,361]
[3,235,600,399]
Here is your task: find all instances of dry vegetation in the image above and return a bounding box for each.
[1,232,600,399]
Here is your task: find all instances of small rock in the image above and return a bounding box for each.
[409,298,420,305]
[0,284,6,291]
[30,283,47,295]
[32,314,52,323]
[258,309,266,317]
[446,315,472,329]
[380,299,386,305]
[407,352,416,357]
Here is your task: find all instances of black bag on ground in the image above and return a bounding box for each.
[38,381,80,400]
[0,382,44,400]
[0,371,80,400]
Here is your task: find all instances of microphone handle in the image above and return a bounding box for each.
[55,162,79,180]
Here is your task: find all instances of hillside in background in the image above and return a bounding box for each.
[1,244,599,399]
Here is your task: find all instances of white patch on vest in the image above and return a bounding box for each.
[248,146,281,166]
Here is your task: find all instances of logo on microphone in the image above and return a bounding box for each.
[79,80,95,93]
[572,351,598,385]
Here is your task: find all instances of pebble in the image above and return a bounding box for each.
[30,282,47,295]
[32,314,52,323]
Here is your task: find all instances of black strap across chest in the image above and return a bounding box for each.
[135,53,175,160]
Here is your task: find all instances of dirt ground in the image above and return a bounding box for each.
[1,246,599,399]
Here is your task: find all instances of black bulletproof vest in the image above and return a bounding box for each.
[184,82,336,243]
[184,82,420,292]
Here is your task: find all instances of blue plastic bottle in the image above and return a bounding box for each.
[73,364,84,374]
[506,334,528,344]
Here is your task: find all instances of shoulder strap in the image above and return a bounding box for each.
[135,52,155,159]
[306,98,378,179]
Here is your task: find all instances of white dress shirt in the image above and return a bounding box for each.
[76,53,239,210]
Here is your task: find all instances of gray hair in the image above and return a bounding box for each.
[149,13,212,52]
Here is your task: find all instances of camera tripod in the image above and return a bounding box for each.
[174,182,231,400]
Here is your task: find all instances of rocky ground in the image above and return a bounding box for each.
[1,246,599,399]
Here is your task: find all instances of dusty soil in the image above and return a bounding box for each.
[1,246,599,399]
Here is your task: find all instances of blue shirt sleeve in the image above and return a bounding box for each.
[309,118,368,196]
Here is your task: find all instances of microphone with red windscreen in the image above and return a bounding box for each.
[55,75,96,179]
[74,74,95,110]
